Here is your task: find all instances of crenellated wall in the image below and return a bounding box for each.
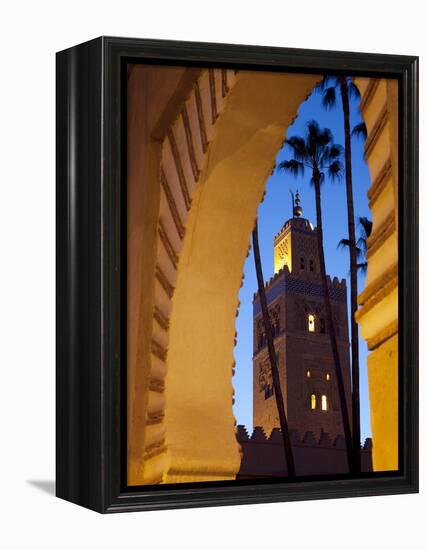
[252,227,352,440]
[237,425,372,477]
[253,264,347,312]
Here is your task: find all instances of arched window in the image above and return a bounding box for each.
[309,259,314,272]
[308,314,315,332]
[326,373,331,381]
[321,395,328,411]
[320,318,325,333]
[311,393,316,410]
[306,370,311,378]
[300,257,305,270]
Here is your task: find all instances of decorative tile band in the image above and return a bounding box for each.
[253,276,347,316]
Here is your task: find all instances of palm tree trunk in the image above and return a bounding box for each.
[340,77,361,474]
[252,221,296,479]
[313,172,353,472]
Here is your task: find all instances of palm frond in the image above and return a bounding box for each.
[313,76,328,93]
[306,120,321,158]
[338,239,363,259]
[322,86,337,110]
[356,236,367,253]
[337,238,351,249]
[329,145,343,158]
[279,120,344,192]
[307,120,321,137]
[352,121,368,141]
[358,216,373,239]
[328,160,344,182]
[357,261,368,274]
[319,143,343,167]
[315,75,339,90]
[277,159,304,178]
[284,136,307,161]
[310,170,326,187]
[348,82,361,100]
[318,127,334,148]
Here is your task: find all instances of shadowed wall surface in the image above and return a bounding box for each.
[237,425,372,477]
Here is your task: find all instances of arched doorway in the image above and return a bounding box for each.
[127,66,398,485]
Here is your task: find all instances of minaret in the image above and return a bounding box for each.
[273,190,314,275]
[253,195,352,439]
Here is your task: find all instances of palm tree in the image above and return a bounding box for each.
[317,76,364,473]
[356,216,373,272]
[338,216,373,274]
[252,222,296,479]
[277,120,353,472]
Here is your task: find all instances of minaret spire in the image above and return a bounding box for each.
[293,189,303,218]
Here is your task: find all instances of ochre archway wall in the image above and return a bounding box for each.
[127,66,399,485]
[354,78,399,472]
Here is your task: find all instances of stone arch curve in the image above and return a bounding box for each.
[127,66,399,485]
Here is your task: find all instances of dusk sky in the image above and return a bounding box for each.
[233,78,373,442]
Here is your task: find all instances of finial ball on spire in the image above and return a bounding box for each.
[293,189,303,217]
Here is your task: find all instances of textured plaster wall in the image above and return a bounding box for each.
[164,71,320,482]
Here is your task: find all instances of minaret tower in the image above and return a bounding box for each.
[253,192,352,439]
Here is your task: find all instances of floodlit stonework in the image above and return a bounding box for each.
[127,66,398,484]
[252,210,352,441]
[354,78,399,472]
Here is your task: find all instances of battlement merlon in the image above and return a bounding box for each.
[253,271,347,304]
[236,425,372,451]
[252,264,290,301]
[325,275,347,289]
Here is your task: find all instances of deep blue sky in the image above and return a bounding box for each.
[233,81,373,443]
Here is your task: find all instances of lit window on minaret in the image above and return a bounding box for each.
[311,394,317,410]
[308,314,315,332]
[321,395,328,411]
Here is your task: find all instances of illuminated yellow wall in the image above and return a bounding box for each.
[354,77,399,472]
[128,68,321,484]
[164,71,321,483]
[127,65,200,485]
[274,231,292,274]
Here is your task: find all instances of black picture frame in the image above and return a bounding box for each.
[56,36,419,513]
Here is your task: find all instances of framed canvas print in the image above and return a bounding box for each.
[56,37,418,513]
